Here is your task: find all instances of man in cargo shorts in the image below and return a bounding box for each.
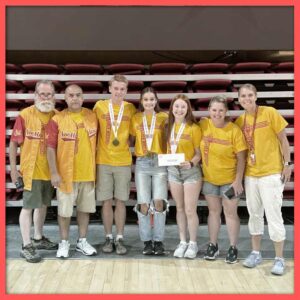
[46,84,98,258]
[93,74,136,254]
[9,80,58,263]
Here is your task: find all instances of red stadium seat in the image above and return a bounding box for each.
[6,80,25,92]
[22,63,63,74]
[65,81,103,93]
[22,80,64,92]
[6,63,23,74]
[107,64,145,75]
[150,63,187,74]
[230,62,271,73]
[271,62,294,73]
[190,63,229,74]
[64,64,104,74]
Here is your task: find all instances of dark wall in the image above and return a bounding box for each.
[6,6,293,51]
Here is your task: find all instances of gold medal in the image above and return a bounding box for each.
[112,138,119,146]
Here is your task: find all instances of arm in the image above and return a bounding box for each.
[180,148,201,169]
[9,140,21,184]
[47,147,61,188]
[277,129,292,184]
[231,150,247,196]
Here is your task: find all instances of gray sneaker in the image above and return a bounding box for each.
[20,243,42,263]
[102,237,115,253]
[115,239,127,255]
[243,251,263,268]
[31,236,58,250]
[271,257,285,275]
[184,242,198,259]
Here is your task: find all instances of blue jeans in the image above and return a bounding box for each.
[134,154,168,241]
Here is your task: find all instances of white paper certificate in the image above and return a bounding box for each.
[158,153,185,167]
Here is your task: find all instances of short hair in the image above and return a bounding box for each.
[208,95,229,110]
[35,80,55,93]
[238,83,257,96]
[109,74,128,87]
[167,94,196,141]
[138,87,161,113]
[65,84,83,95]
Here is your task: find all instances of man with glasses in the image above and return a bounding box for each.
[9,80,58,263]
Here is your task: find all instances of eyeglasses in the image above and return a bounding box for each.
[36,92,54,99]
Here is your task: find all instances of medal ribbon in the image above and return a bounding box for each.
[143,112,156,151]
[109,101,124,140]
[243,106,258,153]
[170,122,186,154]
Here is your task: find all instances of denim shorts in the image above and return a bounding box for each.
[135,154,168,204]
[202,181,236,198]
[167,165,202,185]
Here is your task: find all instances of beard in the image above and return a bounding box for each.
[35,100,55,113]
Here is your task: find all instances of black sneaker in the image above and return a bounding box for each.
[143,241,153,255]
[154,241,165,255]
[204,242,219,260]
[20,243,42,263]
[31,236,58,250]
[225,245,238,264]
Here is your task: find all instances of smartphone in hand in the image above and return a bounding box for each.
[223,186,237,200]
[15,176,24,189]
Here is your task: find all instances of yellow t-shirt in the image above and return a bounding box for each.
[235,106,288,177]
[93,99,136,166]
[130,111,168,156]
[167,122,201,161]
[199,118,247,185]
[32,109,53,180]
[69,111,94,182]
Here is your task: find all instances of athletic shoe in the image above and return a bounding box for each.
[154,241,165,255]
[271,257,285,275]
[102,237,115,253]
[204,243,219,260]
[243,251,262,268]
[76,238,97,256]
[31,236,58,250]
[225,245,238,264]
[115,238,127,255]
[173,242,188,258]
[56,240,70,258]
[20,243,42,263]
[143,241,153,255]
[184,242,198,259]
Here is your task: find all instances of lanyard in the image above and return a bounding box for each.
[109,101,124,139]
[143,112,156,151]
[170,122,186,154]
[243,105,258,153]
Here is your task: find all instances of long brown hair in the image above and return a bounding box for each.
[138,87,161,113]
[167,94,196,141]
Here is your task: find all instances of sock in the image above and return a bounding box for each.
[252,250,260,255]
[189,241,197,245]
[116,235,123,241]
[78,237,86,242]
[180,241,187,245]
[106,234,113,240]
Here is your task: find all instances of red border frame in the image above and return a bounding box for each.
[1,0,298,299]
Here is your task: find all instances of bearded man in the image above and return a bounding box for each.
[9,80,58,263]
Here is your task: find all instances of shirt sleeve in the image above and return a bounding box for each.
[45,119,59,148]
[10,115,25,145]
[269,107,288,134]
[192,124,202,149]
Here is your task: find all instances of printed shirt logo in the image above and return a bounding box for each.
[25,129,41,140]
[61,131,77,141]
[203,135,231,166]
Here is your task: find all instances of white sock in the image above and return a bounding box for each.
[252,250,260,255]
[116,235,123,241]
[106,234,113,239]
[189,241,197,245]
[180,241,187,245]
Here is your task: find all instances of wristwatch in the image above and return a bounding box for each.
[284,161,292,166]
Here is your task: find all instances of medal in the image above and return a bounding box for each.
[250,152,256,165]
[143,112,156,152]
[170,122,186,154]
[112,138,119,146]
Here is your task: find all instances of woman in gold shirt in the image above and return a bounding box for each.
[199,95,247,264]
[167,94,202,259]
[130,87,168,255]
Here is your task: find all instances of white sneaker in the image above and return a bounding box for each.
[173,242,188,258]
[56,240,70,258]
[184,242,198,259]
[76,238,97,256]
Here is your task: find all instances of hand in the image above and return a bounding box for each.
[179,161,192,169]
[281,165,292,184]
[231,180,244,197]
[51,173,62,188]
[10,169,21,185]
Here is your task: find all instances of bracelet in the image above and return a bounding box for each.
[190,161,194,168]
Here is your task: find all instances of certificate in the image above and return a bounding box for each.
[158,153,185,166]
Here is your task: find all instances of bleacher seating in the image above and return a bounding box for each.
[5,62,294,209]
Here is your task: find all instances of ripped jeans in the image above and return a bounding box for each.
[134,154,169,241]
